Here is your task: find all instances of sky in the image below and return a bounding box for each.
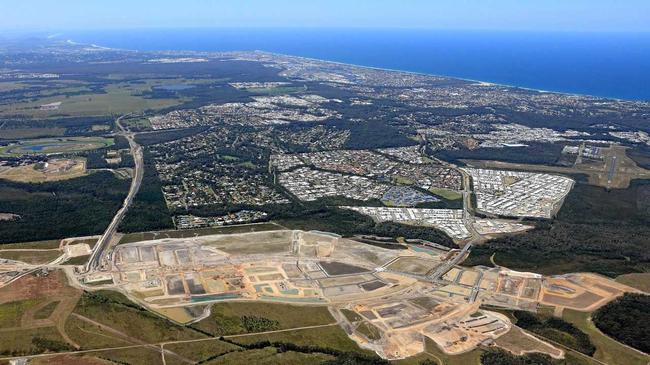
[1,0,649,32]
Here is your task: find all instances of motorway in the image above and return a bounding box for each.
[85,115,144,273]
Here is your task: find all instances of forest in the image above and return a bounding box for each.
[513,311,594,355]
[466,179,650,276]
[480,348,557,365]
[118,151,174,233]
[275,205,455,248]
[435,142,565,166]
[592,293,650,353]
[0,171,129,244]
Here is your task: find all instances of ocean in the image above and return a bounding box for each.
[65,28,650,101]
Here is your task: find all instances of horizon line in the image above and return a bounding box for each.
[2,26,650,35]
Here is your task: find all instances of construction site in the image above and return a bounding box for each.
[62,229,639,360]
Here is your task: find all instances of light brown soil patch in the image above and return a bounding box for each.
[0,271,76,303]
[495,326,563,358]
[31,354,113,365]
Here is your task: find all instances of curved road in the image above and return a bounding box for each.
[85,115,144,273]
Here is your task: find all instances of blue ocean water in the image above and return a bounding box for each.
[66,28,650,101]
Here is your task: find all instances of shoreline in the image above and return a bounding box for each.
[58,36,648,103]
[252,50,640,103]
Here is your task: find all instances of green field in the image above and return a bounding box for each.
[615,273,650,292]
[63,314,133,350]
[0,299,43,328]
[0,326,71,356]
[0,80,184,118]
[356,321,382,341]
[198,347,334,365]
[33,301,60,320]
[341,308,363,322]
[163,339,241,363]
[429,187,463,200]
[0,239,61,250]
[64,255,91,266]
[424,337,483,365]
[122,117,152,131]
[118,222,285,244]
[0,250,62,264]
[78,347,164,365]
[191,302,335,336]
[0,137,114,157]
[229,325,365,354]
[0,127,67,139]
[72,291,205,345]
[562,309,649,365]
[244,85,306,95]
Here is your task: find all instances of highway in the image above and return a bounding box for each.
[426,241,473,281]
[85,115,144,273]
[419,160,480,283]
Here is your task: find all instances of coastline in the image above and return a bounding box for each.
[60,36,648,103]
[252,50,639,103]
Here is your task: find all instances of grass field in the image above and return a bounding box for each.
[228,325,365,354]
[244,85,305,95]
[391,353,440,365]
[0,239,61,250]
[0,127,67,139]
[356,321,382,341]
[562,309,649,365]
[424,337,483,365]
[197,347,334,365]
[81,347,164,365]
[191,302,335,336]
[163,339,240,363]
[63,314,133,350]
[0,81,28,92]
[341,308,363,322]
[0,80,184,118]
[33,301,60,320]
[122,118,152,131]
[0,137,113,157]
[73,291,205,344]
[0,326,71,356]
[615,273,650,293]
[494,326,563,358]
[64,255,90,266]
[429,187,463,200]
[91,124,111,131]
[0,250,62,264]
[30,354,114,365]
[118,222,285,244]
[0,298,43,328]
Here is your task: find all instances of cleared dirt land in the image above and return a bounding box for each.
[0,270,82,356]
[494,326,563,358]
[0,158,87,183]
